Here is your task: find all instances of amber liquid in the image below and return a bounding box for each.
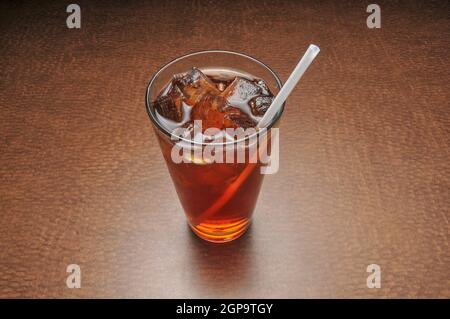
[154,69,270,242]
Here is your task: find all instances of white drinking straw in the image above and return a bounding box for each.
[257,44,320,128]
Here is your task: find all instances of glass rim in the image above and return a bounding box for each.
[145,50,285,146]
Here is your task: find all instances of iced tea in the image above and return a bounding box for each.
[146,52,282,243]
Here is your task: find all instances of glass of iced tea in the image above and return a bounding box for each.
[145,51,284,243]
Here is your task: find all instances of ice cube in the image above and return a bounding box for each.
[220,77,263,104]
[255,79,272,96]
[221,76,275,117]
[190,94,227,131]
[154,81,184,122]
[249,96,274,116]
[175,68,219,105]
[223,106,257,129]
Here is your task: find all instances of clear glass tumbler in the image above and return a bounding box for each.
[146,51,284,243]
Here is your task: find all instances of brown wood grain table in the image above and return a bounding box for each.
[0,0,449,298]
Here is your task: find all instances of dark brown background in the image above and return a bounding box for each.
[0,0,448,298]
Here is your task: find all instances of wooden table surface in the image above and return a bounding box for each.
[0,0,449,298]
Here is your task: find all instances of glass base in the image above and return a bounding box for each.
[189,218,251,243]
